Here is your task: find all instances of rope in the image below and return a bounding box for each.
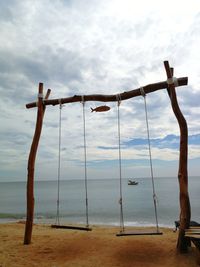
[140,88,159,233]
[116,94,125,232]
[55,100,62,225]
[166,77,179,87]
[81,96,89,228]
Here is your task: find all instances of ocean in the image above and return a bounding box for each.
[0,177,199,228]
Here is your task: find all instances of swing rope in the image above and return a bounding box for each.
[55,100,62,225]
[116,94,125,232]
[52,99,91,231]
[81,96,89,228]
[140,87,159,233]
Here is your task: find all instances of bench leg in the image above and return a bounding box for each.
[190,239,200,265]
[196,249,200,265]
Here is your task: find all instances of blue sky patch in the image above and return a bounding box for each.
[123,134,200,150]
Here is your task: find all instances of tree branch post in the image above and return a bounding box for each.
[24,83,51,244]
[164,61,191,253]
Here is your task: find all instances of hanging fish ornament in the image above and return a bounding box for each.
[90,105,111,112]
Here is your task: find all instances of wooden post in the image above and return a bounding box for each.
[24,83,51,244]
[164,61,191,253]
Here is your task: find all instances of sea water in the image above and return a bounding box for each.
[0,177,199,228]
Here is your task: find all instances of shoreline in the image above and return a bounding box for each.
[0,222,198,267]
[0,218,176,229]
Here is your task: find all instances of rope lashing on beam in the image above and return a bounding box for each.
[38,93,43,98]
[167,77,179,87]
[166,77,179,100]
[81,95,85,105]
[116,93,122,106]
[140,87,146,97]
[35,93,44,107]
[58,98,62,106]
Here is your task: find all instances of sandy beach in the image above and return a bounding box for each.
[0,222,199,267]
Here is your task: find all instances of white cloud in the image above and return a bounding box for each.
[0,0,199,181]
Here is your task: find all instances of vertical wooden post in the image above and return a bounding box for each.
[164,61,191,252]
[24,83,51,244]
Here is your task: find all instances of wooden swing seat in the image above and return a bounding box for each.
[51,224,92,231]
[116,229,163,236]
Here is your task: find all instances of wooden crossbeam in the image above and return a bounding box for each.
[26,77,188,109]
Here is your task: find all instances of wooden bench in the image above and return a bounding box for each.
[174,220,200,231]
[175,221,200,264]
[185,228,200,265]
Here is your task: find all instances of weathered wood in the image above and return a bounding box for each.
[51,225,92,231]
[116,230,163,236]
[26,77,188,109]
[164,61,191,253]
[185,229,200,235]
[24,84,51,245]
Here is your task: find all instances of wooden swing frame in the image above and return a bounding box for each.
[24,61,191,253]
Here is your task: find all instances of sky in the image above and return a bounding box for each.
[0,0,199,182]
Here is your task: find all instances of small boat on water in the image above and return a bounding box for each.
[128,179,138,185]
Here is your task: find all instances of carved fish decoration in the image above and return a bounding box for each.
[91,105,111,112]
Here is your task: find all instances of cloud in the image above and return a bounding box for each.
[0,0,199,181]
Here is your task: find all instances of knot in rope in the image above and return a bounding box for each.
[153,193,158,204]
[81,95,85,106]
[58,99,62,109]
[116,94,122,106]
[140,87,146,98]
